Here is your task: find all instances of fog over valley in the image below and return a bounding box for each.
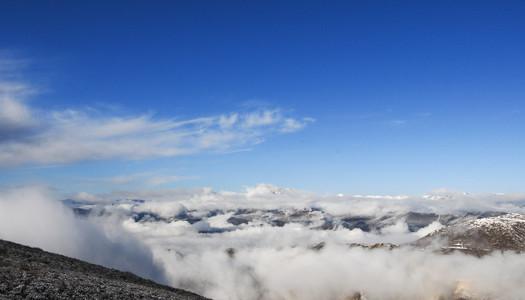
[2,185,525,299]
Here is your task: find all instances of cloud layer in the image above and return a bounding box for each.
[0,82,313,167]
[3,185,525,299]
[72,184,525,217]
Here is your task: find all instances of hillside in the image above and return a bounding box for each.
[0,239,208,300]
[415,213,525,256]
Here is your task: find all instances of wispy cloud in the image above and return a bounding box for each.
[88,173,199,187]
[144,175,199,187]
[385,119,407,127]
[281,117,315,133]
[348,110,430,129]
[0,83,313,167]
[88,173,150,185]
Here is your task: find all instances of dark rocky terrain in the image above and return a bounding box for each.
[0,239,208,300]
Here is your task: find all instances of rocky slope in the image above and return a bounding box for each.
[0,239,208,300]
[415,213,525,256]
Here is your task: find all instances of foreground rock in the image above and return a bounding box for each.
[0,239,208,300]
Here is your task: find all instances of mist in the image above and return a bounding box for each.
[2,184,525,299]
[153,244,525,299]
[0,186,167,284]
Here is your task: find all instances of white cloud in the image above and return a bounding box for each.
[0,94,31,126]
[219,113,238,128]
[281,117,315,133]
[0,83,37,140]
[71,184,525,299]
[243,110,280,127]
[0,85,312,167]
[71,183,525,217]
[0,53,31,79]
[5,185,525,299]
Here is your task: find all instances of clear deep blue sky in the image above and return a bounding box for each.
[1,1,524,195]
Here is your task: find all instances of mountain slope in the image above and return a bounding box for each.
[0,239,208,299]
[415,213,525,255]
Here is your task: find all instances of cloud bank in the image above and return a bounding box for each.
[70,185,525,299]
[2,185,525,299]
[72,184,525,217]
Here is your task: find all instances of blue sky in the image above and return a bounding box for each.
[0,1,524,195]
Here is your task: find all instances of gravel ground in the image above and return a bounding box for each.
[0,239,209,300]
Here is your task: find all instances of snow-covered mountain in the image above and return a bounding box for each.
[415,213,525,255]
[64,197,525,254]
[65,198,505,234]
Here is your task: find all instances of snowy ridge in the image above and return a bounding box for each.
[470,213,525,227]
[64,195,525,255]
[416,213,525,255]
